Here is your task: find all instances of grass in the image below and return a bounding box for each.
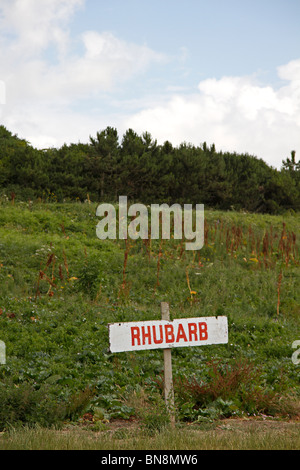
[0,196,299,448]
[0,420,299,450]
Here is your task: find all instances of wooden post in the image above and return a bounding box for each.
[160,302,175,427]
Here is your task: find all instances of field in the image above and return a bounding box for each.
[0,197,299,449]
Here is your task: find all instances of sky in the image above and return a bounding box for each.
[0,0,300,169]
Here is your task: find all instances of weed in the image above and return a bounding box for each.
[66,386,96,421]
[174,359,283,420]
[126,388,170,433]
[0,379,67,430]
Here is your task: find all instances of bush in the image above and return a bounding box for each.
[174,359,279,420]
[0,380,67,430]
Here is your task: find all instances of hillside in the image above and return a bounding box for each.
[0,198,299,430]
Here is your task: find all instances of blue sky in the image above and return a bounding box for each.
[0,0,300,168]
[73,0,299,81]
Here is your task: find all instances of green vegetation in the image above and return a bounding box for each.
[0,122,299,445]
[0,198,299,433]
[1,124,299,213]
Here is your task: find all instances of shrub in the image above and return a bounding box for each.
[174,359,279,420]
[0,380,67,430]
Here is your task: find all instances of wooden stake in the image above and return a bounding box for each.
[160,302,175,427]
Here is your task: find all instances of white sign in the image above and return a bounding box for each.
[109,316,228,353]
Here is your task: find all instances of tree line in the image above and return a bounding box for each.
[0,124,299,213]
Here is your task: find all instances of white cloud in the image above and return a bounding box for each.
[126,60,300,168]
[0,0,165,102]
[0,0,166,146]
[0,0,84,57]
[0,1,299,170]
[60,30,165,94]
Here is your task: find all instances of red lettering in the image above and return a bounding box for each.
[165,324,175,343]
[131,327,140,346]
[131,321,208,348]
[141,325,152,345]
[176,323,188,342]
[188,323,198,341]
[199,322,208,340]
[152,325,163,344]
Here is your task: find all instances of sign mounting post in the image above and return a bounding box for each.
[160,302,175,426]
[108,303,228,426]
